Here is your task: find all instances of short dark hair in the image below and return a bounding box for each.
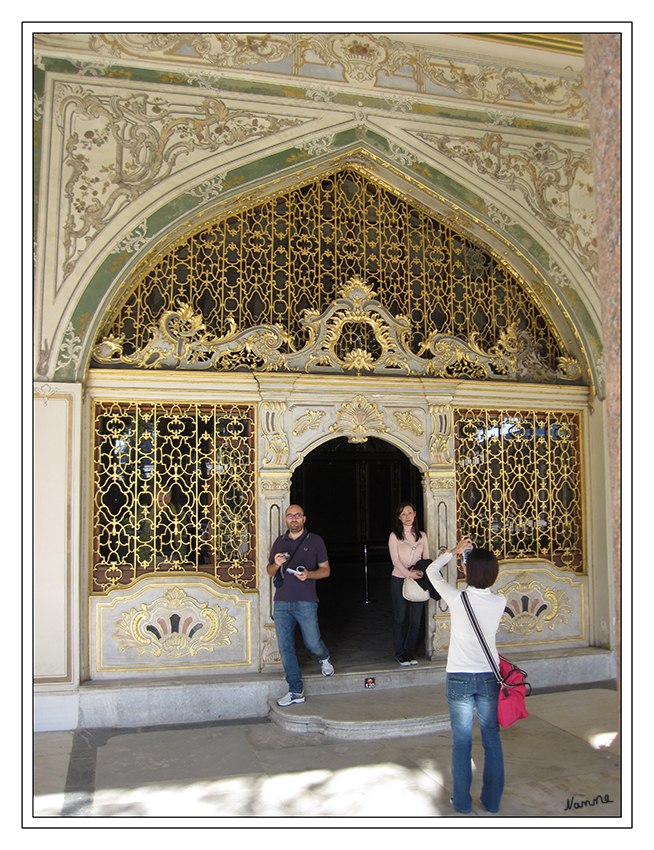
[465,547,499,589]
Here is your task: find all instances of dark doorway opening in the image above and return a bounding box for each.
[290,436,426,669]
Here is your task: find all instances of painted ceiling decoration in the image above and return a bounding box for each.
[32,32,602,395]
[36,32,586,115]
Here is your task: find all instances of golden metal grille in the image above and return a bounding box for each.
[98,169,566,374]
[454,408,584,572]
[92,401,257,594]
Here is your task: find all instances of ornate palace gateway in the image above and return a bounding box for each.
[32,32,616,726]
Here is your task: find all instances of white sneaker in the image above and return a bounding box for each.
[277,691,305,706]
[320,657,334,676]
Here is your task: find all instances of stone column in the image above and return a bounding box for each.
[424,402,457,657]
[258,401,291,669]
[33,383,82,730]
[583,33,621,686]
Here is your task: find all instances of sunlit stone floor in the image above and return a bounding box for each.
[33,685,621,821]
[31,563,623,822]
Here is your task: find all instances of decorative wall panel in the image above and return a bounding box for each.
[90,576,256,678]
[496,564,586,646]
[431,562,587,654]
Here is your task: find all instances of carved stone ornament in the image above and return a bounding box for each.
[329,394,390,444]
[93,276,581,383]
[498,572,574,636]
[113,586,238,659]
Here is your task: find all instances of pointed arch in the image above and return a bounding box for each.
[89,163,586,387]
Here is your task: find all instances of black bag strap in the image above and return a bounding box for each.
[460,591,503,684]
[461,591,531,694]
[281,531,310,577]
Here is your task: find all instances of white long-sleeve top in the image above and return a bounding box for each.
[427,552,506,673]
[388,531,430,578]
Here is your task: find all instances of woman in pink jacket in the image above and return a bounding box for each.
[388,502,430,665]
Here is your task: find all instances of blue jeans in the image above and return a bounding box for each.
[390,575,424,657]
[274,601,330,694]
[446,672,504,814]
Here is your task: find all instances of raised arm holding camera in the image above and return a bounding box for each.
[427,536,506,815]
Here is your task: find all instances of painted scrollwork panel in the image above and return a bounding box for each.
[74,33,586,118]
[415,131,596,273]
[52,81,303,282]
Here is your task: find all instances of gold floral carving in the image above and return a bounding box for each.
[393,410,424,437]
[113,586,238,658]
[329,394,390,444]
[94,277,581,384]
[293,410,327,437]
[92,301,292,370]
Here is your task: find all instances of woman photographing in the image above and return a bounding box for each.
[388,502,430,666]
[427,538,506,815]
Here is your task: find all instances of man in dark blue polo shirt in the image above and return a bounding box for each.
[267,504,334,705]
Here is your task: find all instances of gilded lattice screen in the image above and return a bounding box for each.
[455,409,584,573]
[92,401,256,594]
[95,169,570,376]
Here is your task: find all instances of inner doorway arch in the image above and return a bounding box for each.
[289,435,427,667]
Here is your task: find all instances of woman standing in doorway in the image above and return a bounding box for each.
[388,502,430,665]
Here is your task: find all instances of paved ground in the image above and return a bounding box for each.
[31,683,624,825]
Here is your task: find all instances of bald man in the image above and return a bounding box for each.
[267,504,334,705]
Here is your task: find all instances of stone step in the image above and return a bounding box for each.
[268,685,451,740]
[43,646,615,732]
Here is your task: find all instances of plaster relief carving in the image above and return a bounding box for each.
[113,586,237,658]
[260,478,291,493]
[329,394,389,444]
[293,409,327,437]
[262,623,281,666]
[261,402,289,467]
[429,404,454,466]
[498,572,574,636]
[415,130,596,273]
[393,409,425,437]
[54,84,302,280]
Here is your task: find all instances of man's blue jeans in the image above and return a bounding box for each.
[446,672,504,814]
[273,600,329,694]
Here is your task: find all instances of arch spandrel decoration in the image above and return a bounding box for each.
[91,168,583,386]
